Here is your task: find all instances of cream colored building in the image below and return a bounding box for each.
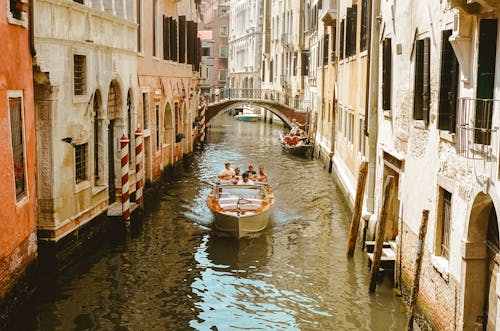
[34,0,138,243]
[375,0,500,329]
[228,0,263,90]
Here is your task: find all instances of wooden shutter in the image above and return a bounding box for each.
[345,10,352,57]
[382,38,392,110]
[360,0,368,52]
[340,19,345,60]
[196,37,201,71]
[350,5,357,56]
[163,16,170,60]
[179,16,186,63]
[187,21,194,65]
[413,39,424,120]
[438,30,459,132]
[170,18,178,62]
[422,37,431,124]
[301,52,309,76]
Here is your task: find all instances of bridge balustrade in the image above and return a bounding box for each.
[204,88,308,112]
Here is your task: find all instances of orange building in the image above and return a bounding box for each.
[0,0,37,327]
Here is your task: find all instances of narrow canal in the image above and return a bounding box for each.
[20,114,407,330]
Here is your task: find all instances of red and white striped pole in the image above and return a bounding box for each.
[134,127,144,209]
[120,134,130,223]
[199,98,206,142]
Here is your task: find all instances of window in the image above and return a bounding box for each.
[220,25,228,36]
[202,47,210,56]
[323,33,329,65]
[9,94,26,200]
[153,0,159,57]
[436,188,452,259]
[73,0,84,4]
[438,30,459,132]
[155,104,160,150]
[137,0,142,52]
[358,118,366,156]
[219,69,227,82]
[75,144,88,184]
[163,15,171,60]
[74,55,87,96]
[142,92,149,130]
[169,18,178,61]
[93,91,101,182]
[360,0,368,52]
[382,38,392,111]
[345,6,357,57]
[340,19,345,60]
[8,0,26,23]
[174,102,180,137]
[220,45,228,58]
[413,38,430,123]
[179,16,186,63]
[331,25,337,60]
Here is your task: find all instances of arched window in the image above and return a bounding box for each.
[164,103,173,144]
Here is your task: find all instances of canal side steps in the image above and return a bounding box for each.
[364,240,396,271]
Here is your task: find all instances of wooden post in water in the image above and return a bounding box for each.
[346,161,369,256]
[406,209,429,331]
[369,175,395,293]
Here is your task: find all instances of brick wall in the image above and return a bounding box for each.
[400,222,457,330]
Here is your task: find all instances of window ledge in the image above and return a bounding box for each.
[431,255,450,282]
[92,184,107,195]
[439,130,456,144]
[413,120,427,130]
[73,94,90,104]
[383,110,392,118]
[75,180,91,194]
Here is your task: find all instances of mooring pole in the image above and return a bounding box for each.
[406,209,429,331]
[346,161,369,256]
[369,175,395,293]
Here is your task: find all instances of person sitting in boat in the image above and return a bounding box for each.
[243,164,257,179]
[290,118,304,135]
[231,168,241,184]
[218,162,235,180]
[256,165,268,182]
[237,172,254,185]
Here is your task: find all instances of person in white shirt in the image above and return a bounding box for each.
[237,173,254,185]
[218,162,235,180]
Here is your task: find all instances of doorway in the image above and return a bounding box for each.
[108,120,116,203]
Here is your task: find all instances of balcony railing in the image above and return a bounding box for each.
[204,88,309,111]
[457,97,498,160]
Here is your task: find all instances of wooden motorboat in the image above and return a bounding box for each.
[206,183,274,238]
[234,107,261,122]
[279,132,314,158]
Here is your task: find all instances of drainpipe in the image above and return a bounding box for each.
[29,0,36,57]
[366,0,380,213]
[329,0,340,173]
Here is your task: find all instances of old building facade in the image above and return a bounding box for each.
[136,0,201,185]
[375,0,500,329]
[228,0,263,90]
[33,0,138,245]
[0,0,37,326]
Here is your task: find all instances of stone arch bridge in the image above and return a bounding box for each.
[204,88,310,129]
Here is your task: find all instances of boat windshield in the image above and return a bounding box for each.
[217,186,263,200]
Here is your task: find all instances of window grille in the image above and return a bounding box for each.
[9,96,25,199]
[74,55,86,95]
[75,144,88,183]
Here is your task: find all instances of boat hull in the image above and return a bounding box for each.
[212,208,271,238]
[235,114,260,122]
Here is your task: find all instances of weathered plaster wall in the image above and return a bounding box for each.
[34,0,137,240]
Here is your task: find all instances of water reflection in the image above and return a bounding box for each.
[17,113,407,330]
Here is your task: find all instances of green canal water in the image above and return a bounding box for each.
[17,114,407,330]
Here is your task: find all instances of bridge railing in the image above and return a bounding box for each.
[204,88,309,112]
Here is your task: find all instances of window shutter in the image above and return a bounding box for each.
[423,37,431,124]
[382,38,392,111]
[438,30,459,132]
[350,5,357,56]
[178,16,186,63]
[345,9,352,57]
[360,0,368,52]
[340,19,345,60]
[196,37,201,71]
[163,16,170,60]
[170,18,178,62]
[187,21,195,65]
[301,52,309,76]
[413,39,424,120]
